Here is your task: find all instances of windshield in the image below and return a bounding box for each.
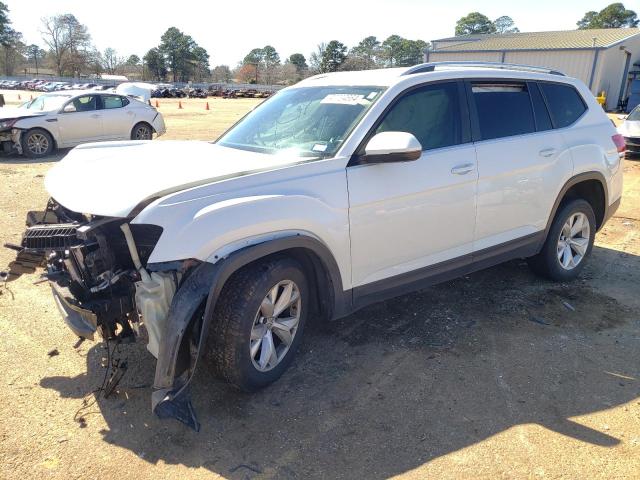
[21,94,71,112]
[628,105,640,121]
[217,86,385,157]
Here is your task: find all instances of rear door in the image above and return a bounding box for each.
[468,80,571,253]
[99,95,132,140]
[56,94,103,145]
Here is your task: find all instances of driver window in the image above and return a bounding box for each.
[375,82,462,151]
[68,95,97,113]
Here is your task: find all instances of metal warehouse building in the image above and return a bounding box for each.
[425,28,640,110]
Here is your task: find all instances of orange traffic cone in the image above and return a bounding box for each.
[178,101,183,109]
[155,99,159,108]
[205,102,210,110]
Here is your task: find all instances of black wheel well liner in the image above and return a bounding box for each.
[151,234,349,427]
[132,121,154,135]
[544,172,609,239]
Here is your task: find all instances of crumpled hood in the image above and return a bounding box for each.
[45,141,305,217]
[618,120,640,138]
[0,107,46,121]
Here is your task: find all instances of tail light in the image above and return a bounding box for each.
[612,134,626,154]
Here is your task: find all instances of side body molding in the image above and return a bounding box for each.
[151,234,348,430]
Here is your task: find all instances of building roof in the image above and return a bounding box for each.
[431,28,640,52]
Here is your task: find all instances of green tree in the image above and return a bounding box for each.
[577,3,638,29]
[288,53,307,73]
[493,16,519,34]
[261,45,280,84]
[455,12,497,36]
[126,54,140,66]
[143,47,166,81]
[320,40,347,72]
[0,2,24,76]
[26,44,46,75]
[159,27,194,82]
[350,36,381,69]
[380,35,405,67]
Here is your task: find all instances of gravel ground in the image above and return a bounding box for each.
[0,90,639,479]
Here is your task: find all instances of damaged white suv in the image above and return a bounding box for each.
[3,62,624,430]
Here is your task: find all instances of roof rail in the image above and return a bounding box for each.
[402,61,566,77]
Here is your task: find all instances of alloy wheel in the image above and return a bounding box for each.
[135,125,152,140]
[27,133,49,155]
[557,212,590,270]
[250,280,301,372]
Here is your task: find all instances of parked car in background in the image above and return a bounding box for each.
[618,104,640,158]
[0,90,166,158]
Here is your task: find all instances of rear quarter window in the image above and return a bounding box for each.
[539,83,587,128]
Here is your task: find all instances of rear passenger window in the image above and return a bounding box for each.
[472,83,535,140]
[102,95,129,109]
[375,82,462,150]
[529,83,553,132]
[539,83,586,128]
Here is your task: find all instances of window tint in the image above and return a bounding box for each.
[530,83,553,132]
[375,82,462,151]
[102,95,129,109]
[472,83,535,140]
[539,83,586,128]
[71,95,97,112]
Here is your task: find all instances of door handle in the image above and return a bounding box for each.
[451,163,475,175]
[539,148,557,157]
[90,114,100,119]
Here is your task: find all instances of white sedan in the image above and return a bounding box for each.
[0,91,166,158]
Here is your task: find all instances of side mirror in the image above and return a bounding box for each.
[361,131,422,164]
[62,104,76,113]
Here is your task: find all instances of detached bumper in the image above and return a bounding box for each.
[51,282,97,340]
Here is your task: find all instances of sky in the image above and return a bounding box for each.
[5,0,630,66]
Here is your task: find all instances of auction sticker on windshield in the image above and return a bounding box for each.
[320,94,366,105]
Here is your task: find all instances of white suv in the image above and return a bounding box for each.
[4,62,624,430]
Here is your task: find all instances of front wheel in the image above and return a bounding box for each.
[208,257,309,391]
[527,199,596,281]
[22,128,54,159]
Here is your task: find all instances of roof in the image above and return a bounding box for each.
[431,28,640,52]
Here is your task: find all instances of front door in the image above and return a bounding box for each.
[347,81,478,296]
[57,94,103,145]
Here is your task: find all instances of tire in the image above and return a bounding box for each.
[527,198,596,281]
[131,122,153,140]
[21,128,54,159]
[208,257,309,392]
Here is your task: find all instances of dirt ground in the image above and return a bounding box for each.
[0,89,639,480]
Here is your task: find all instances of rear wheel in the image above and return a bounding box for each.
[527,199,596,281]
[208,257,309,391]
[131,122,153,140]
[22,128,54,159]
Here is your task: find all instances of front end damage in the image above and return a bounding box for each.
[3,198,213,430]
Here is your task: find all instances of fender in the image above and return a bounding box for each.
[150,234,349,430]
[540,171,609,249]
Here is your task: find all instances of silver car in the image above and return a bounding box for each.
[618,105,640,157]
[0,91,166,158]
